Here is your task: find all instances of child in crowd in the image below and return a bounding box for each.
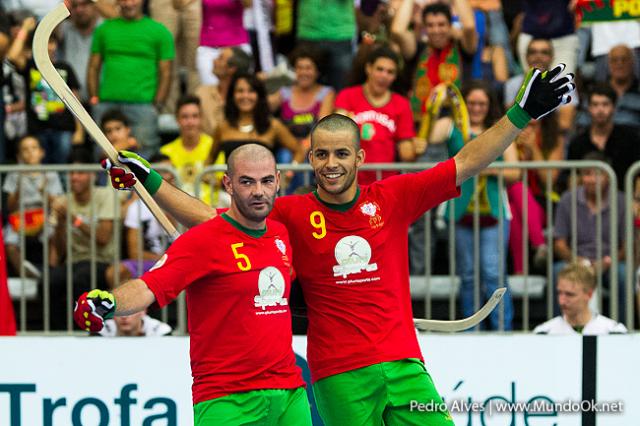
[2,135,63,277]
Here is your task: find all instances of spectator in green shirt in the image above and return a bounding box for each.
[87,0,175,158]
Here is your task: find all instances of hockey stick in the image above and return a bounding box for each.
[32,4,180,240]
[413,287,506,332]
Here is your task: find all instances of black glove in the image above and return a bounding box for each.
[507,63,575,128]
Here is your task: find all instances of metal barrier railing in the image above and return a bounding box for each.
[2,160,634,333]
[196,160,626,330]
[0,164,187,335]
[624,163,640,329]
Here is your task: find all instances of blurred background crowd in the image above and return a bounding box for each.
[2,0,640,332]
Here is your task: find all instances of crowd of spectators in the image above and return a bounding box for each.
[2,0,640,330]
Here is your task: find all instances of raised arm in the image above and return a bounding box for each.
[103,152,217,229]
[453,0,477,55]
[6,17,36,70]
[455,64,575,186]
[390,0,418,59]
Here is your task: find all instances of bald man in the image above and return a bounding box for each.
[607,44,640,128]
[73,144,312,425]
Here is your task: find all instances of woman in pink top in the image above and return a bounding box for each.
[197,0,253,85]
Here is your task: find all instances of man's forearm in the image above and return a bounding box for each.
[453,0,475,29]
[454,116,521,186]
[155,180,216,228]
[554,239,573,262]
[87,57,101,98]
[113,279,156,316]
[154,62,172,106]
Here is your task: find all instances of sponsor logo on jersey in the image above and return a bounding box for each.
[149,254,168,272]
[333,235,378,278]
[359,201,384,229]
[254,266,288,310]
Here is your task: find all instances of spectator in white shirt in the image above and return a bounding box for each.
[533,262,627,335]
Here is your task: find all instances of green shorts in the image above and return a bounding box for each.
[312,358,454,426]
[193,387,312,426]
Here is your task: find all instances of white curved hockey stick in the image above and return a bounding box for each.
[413,288,506,332]
[33,4,180,240]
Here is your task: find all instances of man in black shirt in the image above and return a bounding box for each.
[568,83,640,191]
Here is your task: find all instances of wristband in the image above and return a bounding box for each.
[144,169,163,195]
[506,103,532,130]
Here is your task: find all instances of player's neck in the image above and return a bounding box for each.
[316,184,359,206]
[226,206,266,231]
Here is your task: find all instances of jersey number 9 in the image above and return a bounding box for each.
[310,211,326,239]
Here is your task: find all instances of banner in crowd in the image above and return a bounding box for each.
[577,0,640,26]
[0,215,17,336]
[0,335,634,425]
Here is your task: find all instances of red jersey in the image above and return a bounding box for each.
[334,85,415,184]
[141,214,304,404]
[270,159,460,382]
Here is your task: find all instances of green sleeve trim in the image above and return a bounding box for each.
[144,169,163,195]
[506,103,531,130]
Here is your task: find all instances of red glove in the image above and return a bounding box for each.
[73,289,116,332]
[101,158,137,190]
[100,151,163,194]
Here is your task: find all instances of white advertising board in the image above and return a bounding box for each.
[0,334,634,425]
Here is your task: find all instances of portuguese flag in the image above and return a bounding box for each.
[577,0,640,26]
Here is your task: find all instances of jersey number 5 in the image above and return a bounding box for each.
[310,211,326,239]
[231,243,252,271]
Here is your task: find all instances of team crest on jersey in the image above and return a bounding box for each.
[254,266,288,310]
[149,254,168,272]
[359,201,384,229]
[275,238,286,255]
[333,235,378,278]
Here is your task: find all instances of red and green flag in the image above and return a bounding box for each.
[577,0,640,26]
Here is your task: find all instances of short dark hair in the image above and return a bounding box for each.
[589,83,617,105]
[175,94,201,114]
[68,147,93,164]
[101,108,130,128]
[18,134,42,151]
[228,47,253,75]
[582,150,612,165]
[365,45,400,69]
[311,113,361,150]
[288,45,324,71]
[422,2,452,24]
